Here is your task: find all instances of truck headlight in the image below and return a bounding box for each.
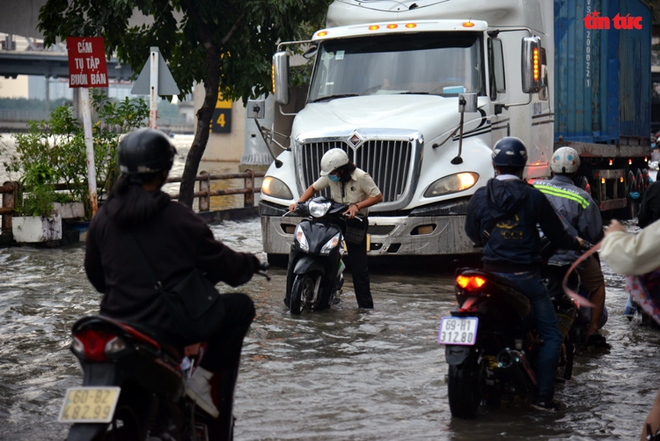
[424,172,479,197]
[262,176,293,199]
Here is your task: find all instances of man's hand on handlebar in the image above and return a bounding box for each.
[344,204,360,219]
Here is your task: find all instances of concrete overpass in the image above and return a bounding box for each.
[0,51,134,80]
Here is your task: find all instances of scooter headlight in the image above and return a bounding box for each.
[308,200,332,218]
[320,232,342,255]
[294,223,309,252]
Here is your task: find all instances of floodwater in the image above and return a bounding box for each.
[0,216,658,441]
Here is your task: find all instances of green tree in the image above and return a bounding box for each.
[38,0,331,207]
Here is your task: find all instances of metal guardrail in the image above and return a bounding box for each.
[0,181,18,234]
[0,170,264,235]
[166,170,264,210]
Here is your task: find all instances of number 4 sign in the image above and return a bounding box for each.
[211,95,232,133]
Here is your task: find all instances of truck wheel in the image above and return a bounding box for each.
[642,169,651,194]
[575,175,592,197]
[290,273,319,315]
[636,169,646,199]
[447,350,481,418]
[617,170,638,220]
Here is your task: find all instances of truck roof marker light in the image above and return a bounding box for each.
[405,23,417,28]
[368,25,380,31]
[317,31,328,37]
[387,24,398,29]
[463,21,475,28]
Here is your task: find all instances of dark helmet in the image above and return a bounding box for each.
[118,128,176,174]
[491,136,528,168]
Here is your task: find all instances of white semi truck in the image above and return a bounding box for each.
[254,0,616,265]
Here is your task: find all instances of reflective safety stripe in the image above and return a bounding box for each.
[533,184,590,209]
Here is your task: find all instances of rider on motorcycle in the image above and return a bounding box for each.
[287,148,383,309]
[534,146,608,346]
[465,137,583,412]
[84,128,261,429]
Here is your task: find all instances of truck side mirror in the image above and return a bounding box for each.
[521,36,542,93]
[458,93,478,113]
[272,52,290,106]
[247,99,265,119]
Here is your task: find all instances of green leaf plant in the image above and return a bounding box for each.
[1,91,148,218]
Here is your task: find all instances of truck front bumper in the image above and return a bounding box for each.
[259,200,479,257]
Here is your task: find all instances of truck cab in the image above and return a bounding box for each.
[258,0,554,264]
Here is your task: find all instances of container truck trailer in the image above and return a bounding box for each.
[255,0,652,265]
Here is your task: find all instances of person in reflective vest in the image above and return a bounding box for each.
[533,146,608,347]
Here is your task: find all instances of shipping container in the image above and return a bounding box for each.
[555,0,651,146]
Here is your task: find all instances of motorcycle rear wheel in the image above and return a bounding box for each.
[97,405,143,441]
[290,273,319,315]
[447,350,481,418]
[557,337,574,380]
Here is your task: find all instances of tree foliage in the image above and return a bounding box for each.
[38,0,332,206]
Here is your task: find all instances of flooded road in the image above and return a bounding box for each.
[0,216,658,440]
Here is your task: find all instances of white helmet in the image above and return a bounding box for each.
[550,146,580,174]
[320,148,349,176]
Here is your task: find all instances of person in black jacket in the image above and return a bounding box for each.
[465,137,582,412]
[84,128,260,433]
[638,180,660,228]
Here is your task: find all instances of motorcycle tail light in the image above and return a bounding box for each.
[456,275,486,291]
[72,329,118,362]
[105,336,127,355]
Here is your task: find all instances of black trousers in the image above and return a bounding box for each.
[344,217,373,309]
[198,293,255,372]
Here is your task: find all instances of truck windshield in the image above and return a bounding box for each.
[308,33,484,102]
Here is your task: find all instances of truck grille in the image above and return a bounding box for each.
[300,140,413,203]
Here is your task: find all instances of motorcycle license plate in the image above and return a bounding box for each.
[438,317,479,345]
[58,387,120,423]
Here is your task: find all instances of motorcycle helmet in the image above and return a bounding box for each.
[550,146,580,174]
[320,148,350,176]
[491,137,528,168]
[118,128,176,174]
